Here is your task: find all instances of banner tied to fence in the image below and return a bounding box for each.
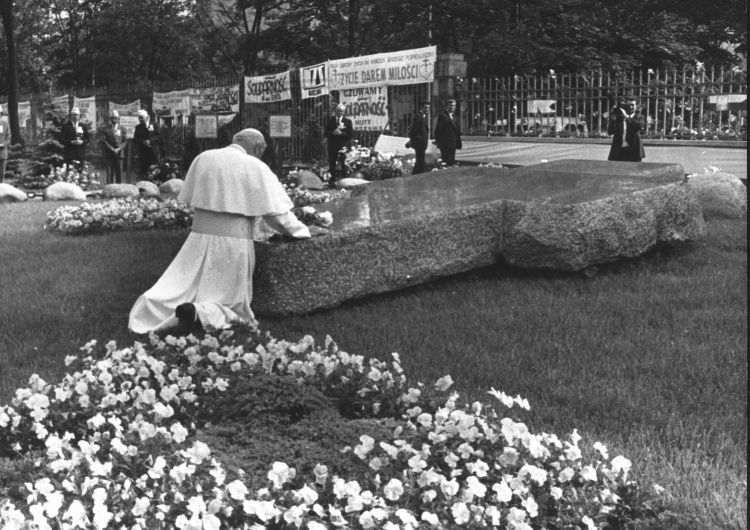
[340,86,389,131]
[300,62,329,99]
[328,46,436,90]
[73,96,97,131]
[110,100,141,115]
[18,102,31,128]
[244,71,292,103]
[191,85,240,114]
[51,94,70,115]
[153,89,191,118]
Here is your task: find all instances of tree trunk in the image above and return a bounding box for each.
[0,0,22,144]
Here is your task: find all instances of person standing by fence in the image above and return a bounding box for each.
[101,110,128,184]
[0,104,9,183]
[323,103,353,187]
[434,99,462,166]
[407,100,431,174]
[134,109,162,177]
[607,97,645,162]
[61,107,89,172]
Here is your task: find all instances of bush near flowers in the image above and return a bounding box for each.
[0,323,662,529]
[44,198,193,236]
[21,164,101,191]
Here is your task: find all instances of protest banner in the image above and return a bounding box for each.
[110,100,141,115]
[328,46,436,90]
[191,85,240,114]
[120,116,139,139]
[73,96,97,131]
[51,94,70,115]
[300,62,329,99]
[152,89,191,119]
[340,86,389,131]
[244,71,292,103]
[18,102,31,128]
[195,115,218,138]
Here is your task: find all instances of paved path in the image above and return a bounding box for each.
[457,139,747,179]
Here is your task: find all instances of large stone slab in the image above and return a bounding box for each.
[253,160,706,316]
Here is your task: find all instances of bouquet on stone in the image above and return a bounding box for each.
[292,205,333,227]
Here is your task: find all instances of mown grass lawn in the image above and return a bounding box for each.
[0,199,746,529]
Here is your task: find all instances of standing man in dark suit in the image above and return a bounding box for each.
[133,109,162,177]
[407,100,430,175]
[607,97,645,162]
[101,110,128,184]
[60,107,90,172]
[434,98,462,166]
[323,103,353,186]
[0,104,10,183]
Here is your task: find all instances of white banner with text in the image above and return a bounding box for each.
[328,46,436,90]
[244,71,292,103]
[340,86,389,131]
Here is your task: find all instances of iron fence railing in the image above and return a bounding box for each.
[459,65,747,140]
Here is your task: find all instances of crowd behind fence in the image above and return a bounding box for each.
[1,64,746,175]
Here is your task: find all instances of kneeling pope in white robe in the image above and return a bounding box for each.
[129,129,310,333]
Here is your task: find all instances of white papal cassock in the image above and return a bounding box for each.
[128,144,309,333]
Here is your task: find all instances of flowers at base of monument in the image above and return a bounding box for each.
[147,160,183,184]
[22,164,101,191]
[283,182,347,207]
[0,324,660,530]
[343,146,408,181]
[44,198,192,235]
[292,205,333,228]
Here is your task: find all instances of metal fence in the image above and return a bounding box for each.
[4,74,429,170]
[460,65,747,140]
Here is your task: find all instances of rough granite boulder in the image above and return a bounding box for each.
[136,180,161,199]
[253,160,706,316]
[0,183,29,204]
[159,178,183,200]
[293,170,325,190]
[43,182,87,202]
[686,172,747,219]
[102,183,140,199]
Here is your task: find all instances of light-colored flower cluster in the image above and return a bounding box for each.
[44,198,193,235]
[0,327,653,529]
[24,164,101,191]
[283,183,346,208]
[343,147,409,181]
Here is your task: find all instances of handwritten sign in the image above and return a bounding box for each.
[244,71,292,103]
[269,115,292,138]
[340,86,388,131]
[195,115,218,138]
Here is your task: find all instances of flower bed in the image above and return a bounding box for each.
[344,147,412,181]
[44,198,193,236]
[0,324,661,529]
[22,164,101,191]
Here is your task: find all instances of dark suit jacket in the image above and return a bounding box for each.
[60,120,90,161]
[133,121,162,160]
[408,111,430,151]
[324,115,354,152]
[100,124,128,159]
[434,111,462,151]
[607,107,645,161]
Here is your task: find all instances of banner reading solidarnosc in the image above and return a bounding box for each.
[340,86,388,131]
[73,96,97,131]
[328,46,436,90]
[244,71,292,103]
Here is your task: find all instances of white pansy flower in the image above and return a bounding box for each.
[383,478,404,501]
[580,465,598,482]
